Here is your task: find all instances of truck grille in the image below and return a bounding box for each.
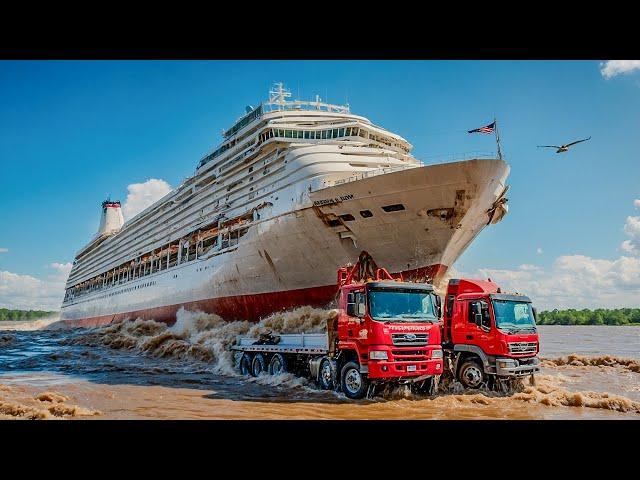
[391,349,429,361]
[391,333,429,346]
[508,342,537,355]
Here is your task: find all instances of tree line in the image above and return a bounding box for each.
[538,308,640,326]
[0,308,58,321]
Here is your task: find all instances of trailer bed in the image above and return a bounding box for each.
[232,333,329,355]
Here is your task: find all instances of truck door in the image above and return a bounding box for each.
[343,288,365,340]
[467,299,492,346]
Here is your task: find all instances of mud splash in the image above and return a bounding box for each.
[542,354,640,373]
[65,307,337,378]
[0,383,101,420]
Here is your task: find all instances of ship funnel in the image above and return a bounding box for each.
[97,199,124,236]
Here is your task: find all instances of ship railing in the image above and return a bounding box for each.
[321,151,497,188]
[328,164,420,187]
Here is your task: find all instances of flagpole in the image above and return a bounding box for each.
[494,117,503,161]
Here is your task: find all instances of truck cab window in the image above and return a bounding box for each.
[468,300,490,327]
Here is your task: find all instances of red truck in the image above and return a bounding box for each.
[233,252,540,398]
[442,278,540,390]
[233,252,444,398]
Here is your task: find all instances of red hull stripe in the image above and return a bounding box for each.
[61,264,447,328]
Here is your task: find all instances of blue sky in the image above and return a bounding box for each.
[1,60,639,310]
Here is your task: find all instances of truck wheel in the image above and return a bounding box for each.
[239,353,253,376]
[340,361,369,399]
[318,357,335,390]
[458,360,485,389]
[251,353,266,377]
[268,353,287,375]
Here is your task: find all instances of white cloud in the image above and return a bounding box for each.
[474,255,640,310]
[0,248,7,253]
[536,247,543,255]
[519,264,541,271]
[122,178,172,221]
[600,60,640,79]
[464,198,639,310]
[620,199,640,256]
[0,262,72,311]
[50,262,73,280]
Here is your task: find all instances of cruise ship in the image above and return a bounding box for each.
[60,83,510,327]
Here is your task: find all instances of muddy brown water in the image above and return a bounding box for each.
[1,310,639,420]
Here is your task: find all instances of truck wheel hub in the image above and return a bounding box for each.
[321,363,332,384]
[345,369,362,393]
[272,358,282,374]
[463,365,483,387]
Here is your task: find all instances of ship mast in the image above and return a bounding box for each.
[494,117,503,161]
[269,82,292,109]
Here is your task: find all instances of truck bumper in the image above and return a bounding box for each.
[368,358,444,380]
[495,357,540,377]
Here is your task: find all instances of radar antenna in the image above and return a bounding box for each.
[269,82,292,107]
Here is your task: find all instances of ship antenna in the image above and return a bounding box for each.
[269,82,291,109]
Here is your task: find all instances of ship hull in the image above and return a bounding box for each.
[60,264,446,328]
[60,158,509,327]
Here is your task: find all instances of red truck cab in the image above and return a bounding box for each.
[442,278,541,389]
[331,268,444,398]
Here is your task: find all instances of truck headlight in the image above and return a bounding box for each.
[498,359,518,368]
[431,349,443,359]
[369,350,388,360]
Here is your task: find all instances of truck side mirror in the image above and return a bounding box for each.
[532,306,538,322]
[474,313,483,327]
[356,301,366,317]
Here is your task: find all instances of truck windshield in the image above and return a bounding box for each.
[492,300,537,333]
[368,289,436,322]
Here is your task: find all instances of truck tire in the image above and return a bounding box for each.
[251,353,267,377]
[458,359,485,389]
[239,353,253,376]
[318,357,336,390]
[340,361,369,399]
[268,353,287,375]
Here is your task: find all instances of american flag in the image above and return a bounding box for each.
[468,121,495,134]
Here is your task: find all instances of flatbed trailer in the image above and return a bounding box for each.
[232,333,329,356]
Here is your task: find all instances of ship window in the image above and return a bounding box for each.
[332,129,338,138]
[382,204,405,212]
[285,130,292,138]
[339,128,345,137]
[327,219,342,227]
[339,214,355,221]
[321,130,328,139]
[304,131,310,139]
[360,210,373,218]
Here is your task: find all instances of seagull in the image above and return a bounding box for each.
[537,136,591,153]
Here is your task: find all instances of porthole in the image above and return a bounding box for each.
[381,204,405,212]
